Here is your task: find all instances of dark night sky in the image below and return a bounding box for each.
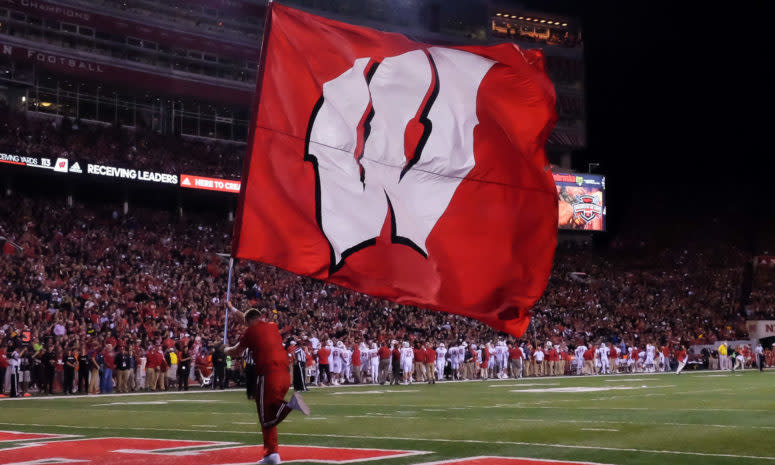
[514,0,765,244]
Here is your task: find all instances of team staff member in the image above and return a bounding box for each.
[225,302,309,465]
[425,341,436,384]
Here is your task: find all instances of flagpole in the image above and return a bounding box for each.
[224,257,234,345]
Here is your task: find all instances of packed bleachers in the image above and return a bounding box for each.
[1,190,770,397]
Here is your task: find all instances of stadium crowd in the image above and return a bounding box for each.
[0,193,772,397]
[0,107,244,179]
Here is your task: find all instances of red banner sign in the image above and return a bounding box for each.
[180,174,241,193]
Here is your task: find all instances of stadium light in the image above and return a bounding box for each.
[496,13,502,16]
[518,16,524,20]
[540,19,546,23]
[562,23,568,26]
[40,102,52,107]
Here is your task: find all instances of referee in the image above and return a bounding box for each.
[290,341,308,392]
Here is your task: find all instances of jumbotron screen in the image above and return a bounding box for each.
[553,173,606,231]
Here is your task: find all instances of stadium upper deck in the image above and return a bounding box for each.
[0,0,583,156]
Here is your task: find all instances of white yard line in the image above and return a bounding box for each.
[0,388,243,401]
[1,422,772,460]
[580,428,619,432]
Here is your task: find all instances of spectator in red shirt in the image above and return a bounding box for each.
[101,344,115,394]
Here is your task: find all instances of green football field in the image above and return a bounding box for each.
[1,370,773,465]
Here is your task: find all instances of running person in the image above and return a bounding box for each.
[225,302,309,465]
[675,345,689,375]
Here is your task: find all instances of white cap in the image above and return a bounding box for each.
[439,343,445,347]
[290,341,297,346]
[402,341,409,348]
[337,341,344,348]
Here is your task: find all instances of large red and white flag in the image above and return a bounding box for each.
[233,3,558,337]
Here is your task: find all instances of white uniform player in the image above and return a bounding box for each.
[330,341,342,385]
[458,343,467,379]
[449,344,460,379]
[400,342,414,384]
[599,343,610,374]
[436,343,447,380]
[495,341,507,378]
[341,343,352,383]
[574,344,586,375]
[645,343,656,372]
[626,347,635,372]
[369,343,379,384]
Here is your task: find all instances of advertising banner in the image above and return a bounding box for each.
[553,172,605,231]
[180,174,241,193]
[746,321,775,340]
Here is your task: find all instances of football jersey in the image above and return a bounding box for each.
[240,320,288,375]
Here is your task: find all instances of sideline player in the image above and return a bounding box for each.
[225,302,309,465]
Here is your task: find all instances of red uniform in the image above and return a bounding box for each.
[239,320,292,457]
[413,347,426,363]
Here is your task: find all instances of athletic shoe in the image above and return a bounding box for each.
[288,393,310,416]
[258,452,282,464]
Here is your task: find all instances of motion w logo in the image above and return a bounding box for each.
[305,48,495,273]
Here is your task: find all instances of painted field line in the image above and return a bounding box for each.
[580,428,619,432]
[490,404,769,413]
[416,456,613,465]
[0,388,243,401]
[278,432,775,461]
[0,422,771,461]
[489,383,561,388]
